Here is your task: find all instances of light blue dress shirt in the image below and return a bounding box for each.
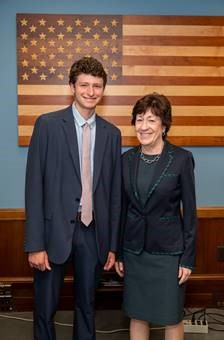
[72,103,96,178]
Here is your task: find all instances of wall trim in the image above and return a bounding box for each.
[1,273,224,284]
[0,207,224,219]
[1,274,224,311]
[0,208,25,220]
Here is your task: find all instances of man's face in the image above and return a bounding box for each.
[70,73,104,118]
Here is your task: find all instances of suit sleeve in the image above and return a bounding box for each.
[109,130,122,253]
[180,151,197,269]
[116,177,129,261]
[24,116,48,253]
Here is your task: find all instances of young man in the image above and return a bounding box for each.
[24,57,122,340]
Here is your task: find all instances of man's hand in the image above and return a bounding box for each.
[28,251,51,271]
[103,251,115,271]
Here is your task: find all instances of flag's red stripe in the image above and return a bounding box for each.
[123,15,224,26]
[18,115,224,126]
[123,36,224,46]
[18,135,224,147]
[18,95,73,105]
[18,76,224,86]
[121,76,224,86]
[18,95,224,106]
[123,56,224,66]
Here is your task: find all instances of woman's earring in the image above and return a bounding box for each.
[162,130,165,137]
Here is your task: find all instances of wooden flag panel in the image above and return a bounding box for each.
[17,14,224,146]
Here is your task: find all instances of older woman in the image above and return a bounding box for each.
[115,93,197,340]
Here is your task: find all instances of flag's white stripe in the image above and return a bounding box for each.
[18,105,224,117]
[19,125,224,137]
[123,65,224,77]
[18,85,224,96]
[123,24,224,37]
[123,45,224,57]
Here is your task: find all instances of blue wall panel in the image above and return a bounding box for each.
[0,0,224,207]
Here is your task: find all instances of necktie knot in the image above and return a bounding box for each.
[83,122,89,131]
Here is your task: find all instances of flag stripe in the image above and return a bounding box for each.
[123,36,224,46]
[18,105,224,117]
[18,115,224,126]
[18,135,224,147]
[123,55,224,66]
[18,125,224,137]
[123,25,224,37]
[19,64,224,77]
[122,15,224,25]
[123,66,224,77]
[123,45,224,57]
[121,76,224,86]
[18,95,224,106]
[18,85,224,96]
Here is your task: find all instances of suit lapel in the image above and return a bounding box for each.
[93,115,108,192]
[144,141,175,206]
[127,142,175,209]
[61,106,81,181]
[127,146,142,208]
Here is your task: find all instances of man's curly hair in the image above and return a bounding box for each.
[69,56,107,88]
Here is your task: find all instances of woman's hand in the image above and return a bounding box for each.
[178,266,192,285]
[115,261,124,277]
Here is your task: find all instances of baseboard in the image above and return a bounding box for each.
[1,274,224,311]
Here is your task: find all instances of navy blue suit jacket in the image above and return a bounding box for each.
[24,106,122,265]
[119,141,197,268]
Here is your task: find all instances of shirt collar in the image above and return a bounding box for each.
[72,103,96,128]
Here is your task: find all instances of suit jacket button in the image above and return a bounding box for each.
[70,220,75,224]
[75,198,80,202]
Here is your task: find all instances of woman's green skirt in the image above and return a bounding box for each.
[123,250,186,325]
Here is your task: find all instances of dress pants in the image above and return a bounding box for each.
[33,219,100,340]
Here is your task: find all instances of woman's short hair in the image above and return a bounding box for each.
[131,92,172,139]
[69,56,107,88]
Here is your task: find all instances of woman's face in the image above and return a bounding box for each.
[135,109,165,148]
